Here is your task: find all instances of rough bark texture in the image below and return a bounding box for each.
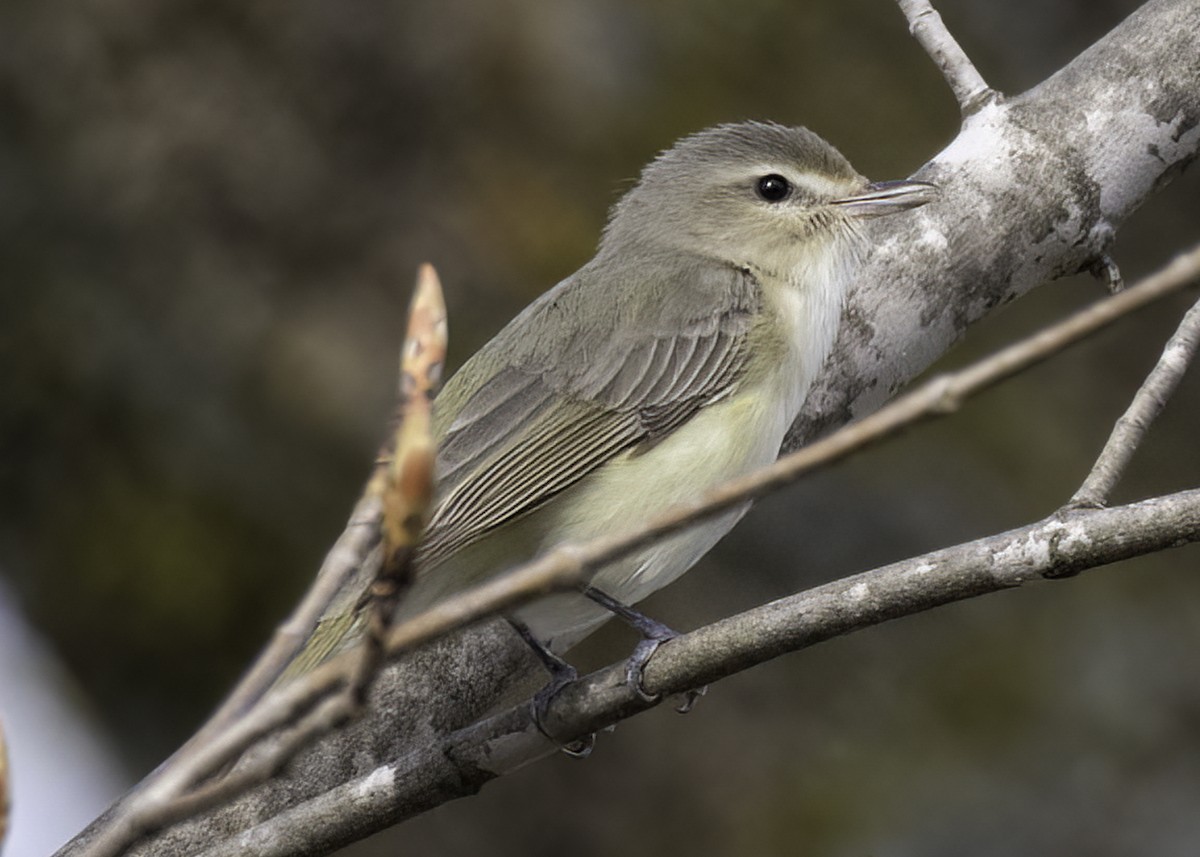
[58,0,1200,854]
[788,0,1200,444]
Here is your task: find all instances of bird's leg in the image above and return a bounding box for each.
[582,586,706,713]
[507,617,594,758]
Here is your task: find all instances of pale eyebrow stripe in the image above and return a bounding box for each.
[789,171,858,197]
[745,165,857,198]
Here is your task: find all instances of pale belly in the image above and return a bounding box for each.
[406,380,797,653]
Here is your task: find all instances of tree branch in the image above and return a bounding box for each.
[1071,294,1200,506]
[74,267,446,857]
[895,0,998,114]
[785,0,1200,450]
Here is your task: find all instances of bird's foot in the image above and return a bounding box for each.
[584,586,706,713]
[530,665,595,758]
[509,618,595,758]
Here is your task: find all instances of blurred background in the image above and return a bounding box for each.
[1,0,1198,854]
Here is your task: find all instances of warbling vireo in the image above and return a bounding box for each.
[296,121,934,674]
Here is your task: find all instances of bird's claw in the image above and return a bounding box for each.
[675,684,708,714]
[582,586,707,714]
[530,664,597,759]
[626,637,665,703]
[558,733,596,758]
[623,632,705,715]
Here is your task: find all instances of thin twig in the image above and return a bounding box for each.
[353,262,445,701]
[895,0,998,114]
[199,493,383,737]
[80,266,445,857]
[1072,294,1200,507]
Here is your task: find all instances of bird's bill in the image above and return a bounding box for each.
[829,179,938,218]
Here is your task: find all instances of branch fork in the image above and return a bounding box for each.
[895,0,999,114]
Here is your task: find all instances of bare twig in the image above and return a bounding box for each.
[1072,294,1200,507]
[895,0,998,114]
[354,262,445,699]
[198,494,383,737]
[203,487,1200,857]
[79,266,446,857]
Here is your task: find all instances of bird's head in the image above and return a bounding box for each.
[599,121,936,277]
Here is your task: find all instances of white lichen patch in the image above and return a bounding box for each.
[989,517,1098,577]
[1084,108,1200,217]
[846,581,871,601]
[935,101,1011,168]
[904,560,937,577]
[991,528,1053,569]
[916,224,949,253]
[1051,519,1096,553]
[356,763,395,799]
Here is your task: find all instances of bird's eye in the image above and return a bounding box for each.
[755,174,792,202]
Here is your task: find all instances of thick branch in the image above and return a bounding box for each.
[786,0,1200,448]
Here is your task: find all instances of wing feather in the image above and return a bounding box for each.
[418,260,762,567]
[595,337,661,406]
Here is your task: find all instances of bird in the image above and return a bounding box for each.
[291,120,935,680]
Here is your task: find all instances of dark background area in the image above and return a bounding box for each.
[2,0,1198,855]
